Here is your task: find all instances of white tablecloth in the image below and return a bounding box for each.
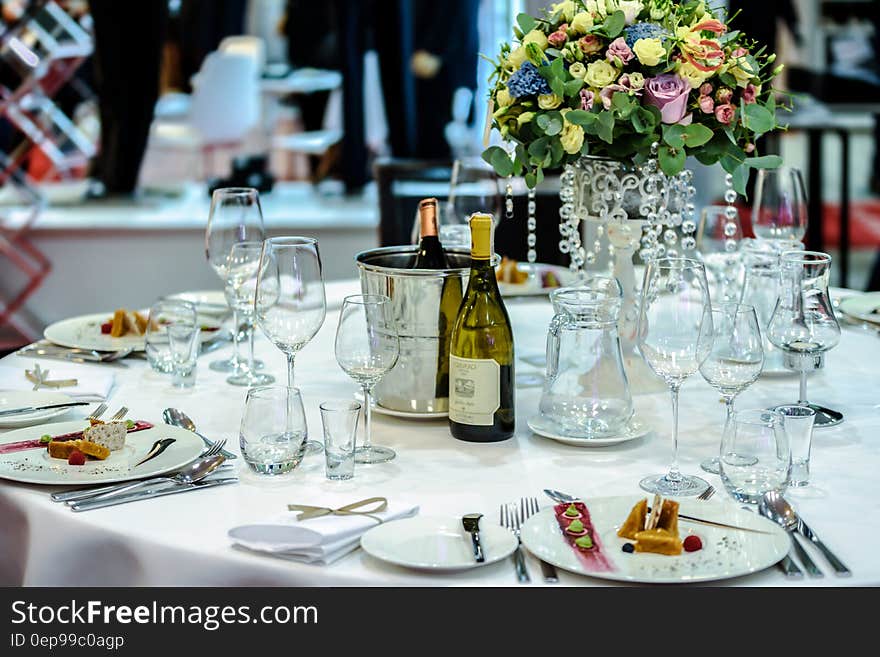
[2,281,879,587]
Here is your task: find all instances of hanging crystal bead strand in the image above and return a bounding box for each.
[505,175,514,220]
[722,173,739,253]
[526,187,537,263]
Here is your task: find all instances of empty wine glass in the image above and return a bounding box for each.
[768,250,843,427]
[225,242,274,387]
[637,257,714,496]
[255,236,326,454]
[440,157,503,249]
[205,187,266,373]
[697,205,742,302]
[699,303,764,474]
[752,166,808,244]
[335,294,400,463]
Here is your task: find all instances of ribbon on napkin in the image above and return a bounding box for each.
[287,497,388,524]
[25,364,77,390]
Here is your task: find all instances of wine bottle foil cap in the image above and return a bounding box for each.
[469,213,494,259]
[418,198,438,209]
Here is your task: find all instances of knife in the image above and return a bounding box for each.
[798,519,851,577]
[0,401,90,417]
[70,476,239,512]
[461,513,485,562]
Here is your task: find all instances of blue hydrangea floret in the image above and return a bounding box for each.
[623,23,668,49]
[506,61,551,98]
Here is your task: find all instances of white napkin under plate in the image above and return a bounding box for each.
[228,501,419,565]
[0,364,115,402]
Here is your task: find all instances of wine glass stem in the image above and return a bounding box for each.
[724,394,736,425]
[362,385,373,450]
[798,370,808,405]
[286,352,296,388]
[245,314,256,373]
[668,383,682,482]
[231,308,241,366]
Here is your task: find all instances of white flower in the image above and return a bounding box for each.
[617,1,644,24]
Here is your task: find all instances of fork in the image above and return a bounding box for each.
[523,497,558,583]
[697,485,716,501]
[500,503,531,583]
[108,406,128,421]
[87,403,108,422]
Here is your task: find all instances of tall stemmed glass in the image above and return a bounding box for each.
[637,257,714,496]
[698,303,764,474]
[205,187,266,373]
[335,294,400,464]
[255,236,326,454]
[752,166,808,244]
[697,205,742,302]
[225,242,275,386]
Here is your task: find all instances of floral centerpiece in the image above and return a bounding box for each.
[482,0,785,195]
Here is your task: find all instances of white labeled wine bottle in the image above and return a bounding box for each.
[448,213,515,442]
[413,198,449,269]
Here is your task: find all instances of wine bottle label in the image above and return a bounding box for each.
[449,355,500,426]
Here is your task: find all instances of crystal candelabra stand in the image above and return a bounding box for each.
[557,153,738,393]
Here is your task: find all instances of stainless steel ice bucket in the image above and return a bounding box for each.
[356,245,473,414]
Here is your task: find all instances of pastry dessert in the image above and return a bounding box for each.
[47,439,109,461]
[617,496,683,556]
[82,420,127,451]
[495,257,529,284]
[101,309,156,337]
[633,528,682,556]
[77,439,110,460]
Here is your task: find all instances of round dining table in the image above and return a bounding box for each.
[2,280,878,586]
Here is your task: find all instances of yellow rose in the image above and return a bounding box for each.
[522,29,548,50]
[538,93,562,109]
[507,46,527,68]
[730,59,756,87]
[570,11,594,34]
[626,71,645,90]
[551,0,577,22]
[560,121,585,154]
[568,62,587,80]
[633,38,664,67]
[495,88,512,107]
[517,111,535,126]
[677,60,709,88]
[584,60,618,89]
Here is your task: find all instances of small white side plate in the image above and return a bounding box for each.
[361,515,517,571]
[839,292,880,325]
[0,391,76,428]
[527,415,650,447]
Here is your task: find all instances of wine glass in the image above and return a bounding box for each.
[752,166,808,244]
[697,205,742,302]
[255,236,326,454]
[767,250,843,427]
[335,294,400,463]
[698,303,764,474]
[439,157,503,248]
[205,187,266,373]
[637,257,714,496]
[225,242,275,387]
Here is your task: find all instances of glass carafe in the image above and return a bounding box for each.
[539,278,633,438]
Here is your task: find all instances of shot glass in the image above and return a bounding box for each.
[146,298,197,373]
[240,386,308,475]
[320,401,361,481]
[167,323,200,388]
[777,404,816,487]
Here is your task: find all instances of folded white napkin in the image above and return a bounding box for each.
[0,364,115,402]
[228,501,419,565]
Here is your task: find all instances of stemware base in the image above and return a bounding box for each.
[771,403,842,428]
[209,356,239,373]
[227,370,275,387]
[699,457,720,475]
[354,445,396,464]
[639,473,709,497]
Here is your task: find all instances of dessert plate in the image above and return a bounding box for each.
[838,292,880,325]
[44,312,222,352]
[0,391,76,428]
[0,419,204,485]
[527,415,649,447]
[521,495,789,584]
[361,515,517,571]
[497,263,576,297]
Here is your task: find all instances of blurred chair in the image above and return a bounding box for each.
[149,51,260,178]
[219,35,266,72]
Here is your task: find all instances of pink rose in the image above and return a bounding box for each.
[548,25,568,48]
[699,94,715,114]
[715,103,734,125]
[699,82,713,97]
[600,84,627,109]
[643,73,691,124]
[742,83,758,104]
[715,87,733,104]
[606,37,634,66]
[580,88,595,111]
[578,35,603,55]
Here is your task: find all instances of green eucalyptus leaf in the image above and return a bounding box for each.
[564,78,584,96]
[597,110,615,144]
[745,155,783,169]
[742,103,774,136]
[731,164,749,197]
[662,124,686,149]
[516,13,536,35]
[564,109,596,126]
[658,146,686,176]
[603,10,625,38]
[482,146,514,177]
[682,123,713,148]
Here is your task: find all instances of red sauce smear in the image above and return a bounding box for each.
[0,421,154,455]
[554,502,615,573]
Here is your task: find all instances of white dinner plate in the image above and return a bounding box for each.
[527,415,650,447]
[166,290,229,316]
[838,292,880,325]
[0,391,76,428]
[521,495,789,584]
[0,419,204,485]
[361,515,517,571]
[44,312,222,352]
[497,263,576,297]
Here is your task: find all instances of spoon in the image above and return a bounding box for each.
[72,454,226,503]
[163,408,236,460]
[759,491,823,577]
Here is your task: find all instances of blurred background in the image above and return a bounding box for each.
[1,0,879,350]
